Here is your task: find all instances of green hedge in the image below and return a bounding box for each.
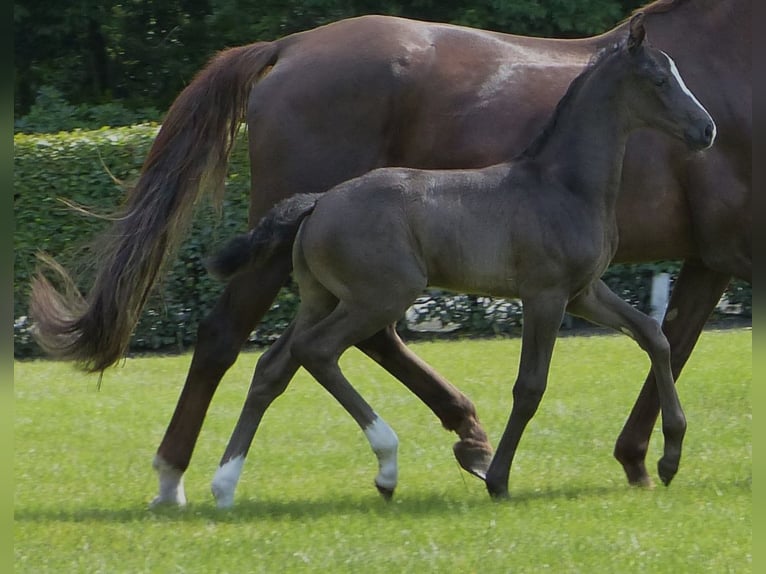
[14,125,297,358]
[13,127,750,358]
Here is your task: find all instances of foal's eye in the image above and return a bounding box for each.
[654,77,668,87]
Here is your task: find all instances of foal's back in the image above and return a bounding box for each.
[297,160,610,302]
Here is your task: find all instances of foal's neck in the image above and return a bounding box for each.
[529,73,630,213]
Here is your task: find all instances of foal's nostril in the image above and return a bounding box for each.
[703,121,717,146]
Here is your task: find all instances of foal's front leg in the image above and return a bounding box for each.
[484,293,568,499]
[567,280,687,486]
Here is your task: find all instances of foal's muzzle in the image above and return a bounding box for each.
[686,119,716,150]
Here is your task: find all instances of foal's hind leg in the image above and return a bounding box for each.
[291,304,413,499]
[210,323,301,508]
[356,325,493,479]
[152,259,291,507]
[567,279,687,487]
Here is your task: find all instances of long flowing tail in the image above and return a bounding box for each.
[29,41,279,372]
[207,193,321,281]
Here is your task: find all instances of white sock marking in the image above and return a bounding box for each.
[211,455,246,509]
[150,455,187,507]
[364,416,399,491]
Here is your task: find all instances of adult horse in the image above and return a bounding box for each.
[206,14,714,503]
[30,0,750,506]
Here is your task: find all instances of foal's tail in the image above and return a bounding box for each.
[207,193,321,280]
[29,41,279,373]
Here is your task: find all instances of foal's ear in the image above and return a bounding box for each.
[627,13,646,53]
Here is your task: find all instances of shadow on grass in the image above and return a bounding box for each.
[14,476,750,524]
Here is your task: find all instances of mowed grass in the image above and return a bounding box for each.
[14,328,751,573]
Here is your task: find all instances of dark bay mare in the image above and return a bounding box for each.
[205,15,716,503]
[29,0,750,506]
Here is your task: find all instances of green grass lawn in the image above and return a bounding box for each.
[14,328,751,573]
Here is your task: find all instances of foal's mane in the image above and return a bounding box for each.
[518,42,622,160]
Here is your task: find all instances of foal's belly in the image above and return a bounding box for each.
[426,254,521,299]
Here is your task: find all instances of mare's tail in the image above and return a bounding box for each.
[207,193,321,280]
[29,41,279,372]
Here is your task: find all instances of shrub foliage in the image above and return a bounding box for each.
[13,125,290,358]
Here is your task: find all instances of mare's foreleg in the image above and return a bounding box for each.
[356,325,493,479]
[210,323,300,508]
[567,279,687,487]
[612,261,729,485]
[484,293,568,499]
[151,257,292,507]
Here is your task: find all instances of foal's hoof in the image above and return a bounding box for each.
[453,438,493,480]
[375,483,395,501]
[628,475,656,489]
[211,485,235,509]
[485,483,510,501]
[621,460,654,488]
[657,457,679,486]
[148,495,187,509]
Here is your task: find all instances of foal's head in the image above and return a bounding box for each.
[617,13,716,150]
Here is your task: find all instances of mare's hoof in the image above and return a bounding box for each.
[376,483,395,501]
[657,457,679,486]
[453,439,493,481]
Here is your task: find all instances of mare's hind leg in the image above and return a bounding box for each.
[152,258,291,507]
[567,279,687,487]
[613,261,730,486]
[356,325,493,479]
[210,323,300,508]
